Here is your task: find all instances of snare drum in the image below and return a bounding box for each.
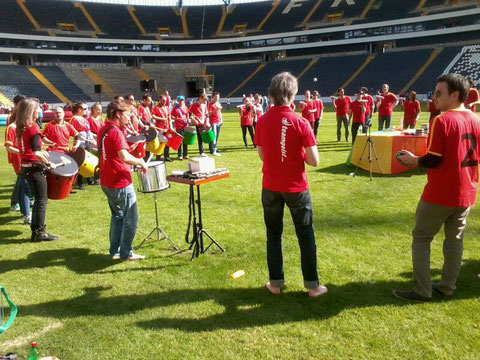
[70,147,99,178]
[137,161,169,193]
[126,135,147,159]
[45,151,78,200]
[165,129,184,151]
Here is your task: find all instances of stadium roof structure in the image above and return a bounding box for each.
[68,0,270,6]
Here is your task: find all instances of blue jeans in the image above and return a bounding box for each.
[261,189,319,289]
[17,174,31,218]
[102,184,138,259]
[378,116,391,131]
[209,123,222,153]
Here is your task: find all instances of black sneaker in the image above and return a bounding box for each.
[78,185,85,191]
[392,289,431,302]
[432,283,453,297]
[33,231,58,242]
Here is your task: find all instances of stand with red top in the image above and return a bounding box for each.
[167,172,228,260]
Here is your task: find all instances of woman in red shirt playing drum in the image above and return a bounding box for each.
[16,97,59,242]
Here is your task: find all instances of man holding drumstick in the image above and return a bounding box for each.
[98,100,148,261]
[42,106,82,153]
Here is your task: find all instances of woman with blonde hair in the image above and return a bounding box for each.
[16,97,58,242]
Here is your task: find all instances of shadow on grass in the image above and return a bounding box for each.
[316,163,425,178]
[0,215,22,226]
[17,260,480,332]
[0,230,28,244]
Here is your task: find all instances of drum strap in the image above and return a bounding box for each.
[98,126,116,159]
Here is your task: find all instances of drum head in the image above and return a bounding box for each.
[46,151,79,176]
[141,127,158,142]
[158,133,168,143]
[126,135,147,144]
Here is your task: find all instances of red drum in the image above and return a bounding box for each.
[165,129,184,151]
[126,135,147,159]
[45,151,79,200]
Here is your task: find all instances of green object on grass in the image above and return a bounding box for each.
[0,286,17,335]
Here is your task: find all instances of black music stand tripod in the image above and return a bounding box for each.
[136,190,178,250]
[353,125,382,181]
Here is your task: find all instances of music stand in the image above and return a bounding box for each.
[353,125,382,181]
[136,189,178,250]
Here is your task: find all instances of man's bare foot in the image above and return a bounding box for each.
[265,282,281,295]
[308,285,328,298]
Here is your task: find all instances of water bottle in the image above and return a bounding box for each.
[27,342,39,360]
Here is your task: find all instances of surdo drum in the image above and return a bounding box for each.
[45,151,78,200]
[70,147,99,178]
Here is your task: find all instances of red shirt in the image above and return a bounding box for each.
[208,102,222,124]
[152,105,170,131]
[88,115,104,135]
[42,121,78,153]
[98,121,131,189]
[189,102,207,126]
[171,105,188,131]
[421,109,480,207]
[465,88,479,112]
[4,123,20,174]
[289,102,296,111]
[350,100,366,124]
[239,105,253,126]
[301,100,316,123]
[70,116,90,133]
[254,105,316,193]
[138,105,151,124]
[364,95,374,115]
[18,123,42,163]
[335,97,351,117]
[403,100,421,125]
[314,99,323,119]
[378,93,398,117]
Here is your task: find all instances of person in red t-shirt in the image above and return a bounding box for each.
[239,97,255,148]
[16,97,59,242]
[376,84,398,130]
[312,90,323,137]
[331,88,351,142]
[465,79,479,113]
[207,92,223,156]
[70,102,96,189]
[138,94,152,125]
[87,103,104,135]
[189,93,210,156]
[254,72,327,299]
[171,95,189,159]
[98,100,147,261]
[348,91,366,143]
[253,93,263,129]
[361,87,375,129]
[43,107,81,153]
[401,91,421,129]
[4,109,31,224]
[395,73,480,302]
[425,98,441,122]
[299,90,316,129]
[152,95,172,161]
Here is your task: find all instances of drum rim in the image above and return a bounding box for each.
[45,151,79,177]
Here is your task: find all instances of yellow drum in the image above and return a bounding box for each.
[70,147,98,178]
[150,134,167,155]
[146,136,160,152]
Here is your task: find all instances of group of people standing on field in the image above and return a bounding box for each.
[329,81,479,144]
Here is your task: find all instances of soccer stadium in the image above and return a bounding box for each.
[0,0,479,358]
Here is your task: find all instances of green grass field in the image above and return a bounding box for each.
[1,111,479,359]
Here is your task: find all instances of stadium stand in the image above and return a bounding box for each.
[58,66,111,102]
[82,2,139,38]
[0,0,39,35]
[206,62,260,96]
[36,66,91,102]
[131,5,184,38]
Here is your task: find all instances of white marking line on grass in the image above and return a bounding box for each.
[0,321,63,349]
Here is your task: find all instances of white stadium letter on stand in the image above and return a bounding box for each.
[282,0,308,14]
[331,0,356,7]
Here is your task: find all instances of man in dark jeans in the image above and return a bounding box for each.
[254,72,327,298]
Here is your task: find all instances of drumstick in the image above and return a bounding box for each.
[146,153,154,164]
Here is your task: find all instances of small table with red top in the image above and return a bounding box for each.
[167,171,228,260]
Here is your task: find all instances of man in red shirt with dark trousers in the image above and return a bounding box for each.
[395,73,480,302]
[331,88,351,142]
[254,72,327,298]
[376,83,398,130]
[98,100,147,261]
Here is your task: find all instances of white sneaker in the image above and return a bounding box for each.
[111,253,120,260]
[211,152,221,157]
[200,153,207,157]
[127,253,145,261]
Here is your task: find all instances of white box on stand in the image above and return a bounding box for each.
[188,156,215,173]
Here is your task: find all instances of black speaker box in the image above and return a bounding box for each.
[140,80,149,92]
[94,84,102,94]
[148,79,157,92]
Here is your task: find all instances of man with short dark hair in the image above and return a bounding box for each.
[98,100,148,261]
[207,92,222,156]
[376,84,398,130]
[254,72,327,298]
[331,88,351,142]
[189,93,209,157]
[394,73,480,302]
